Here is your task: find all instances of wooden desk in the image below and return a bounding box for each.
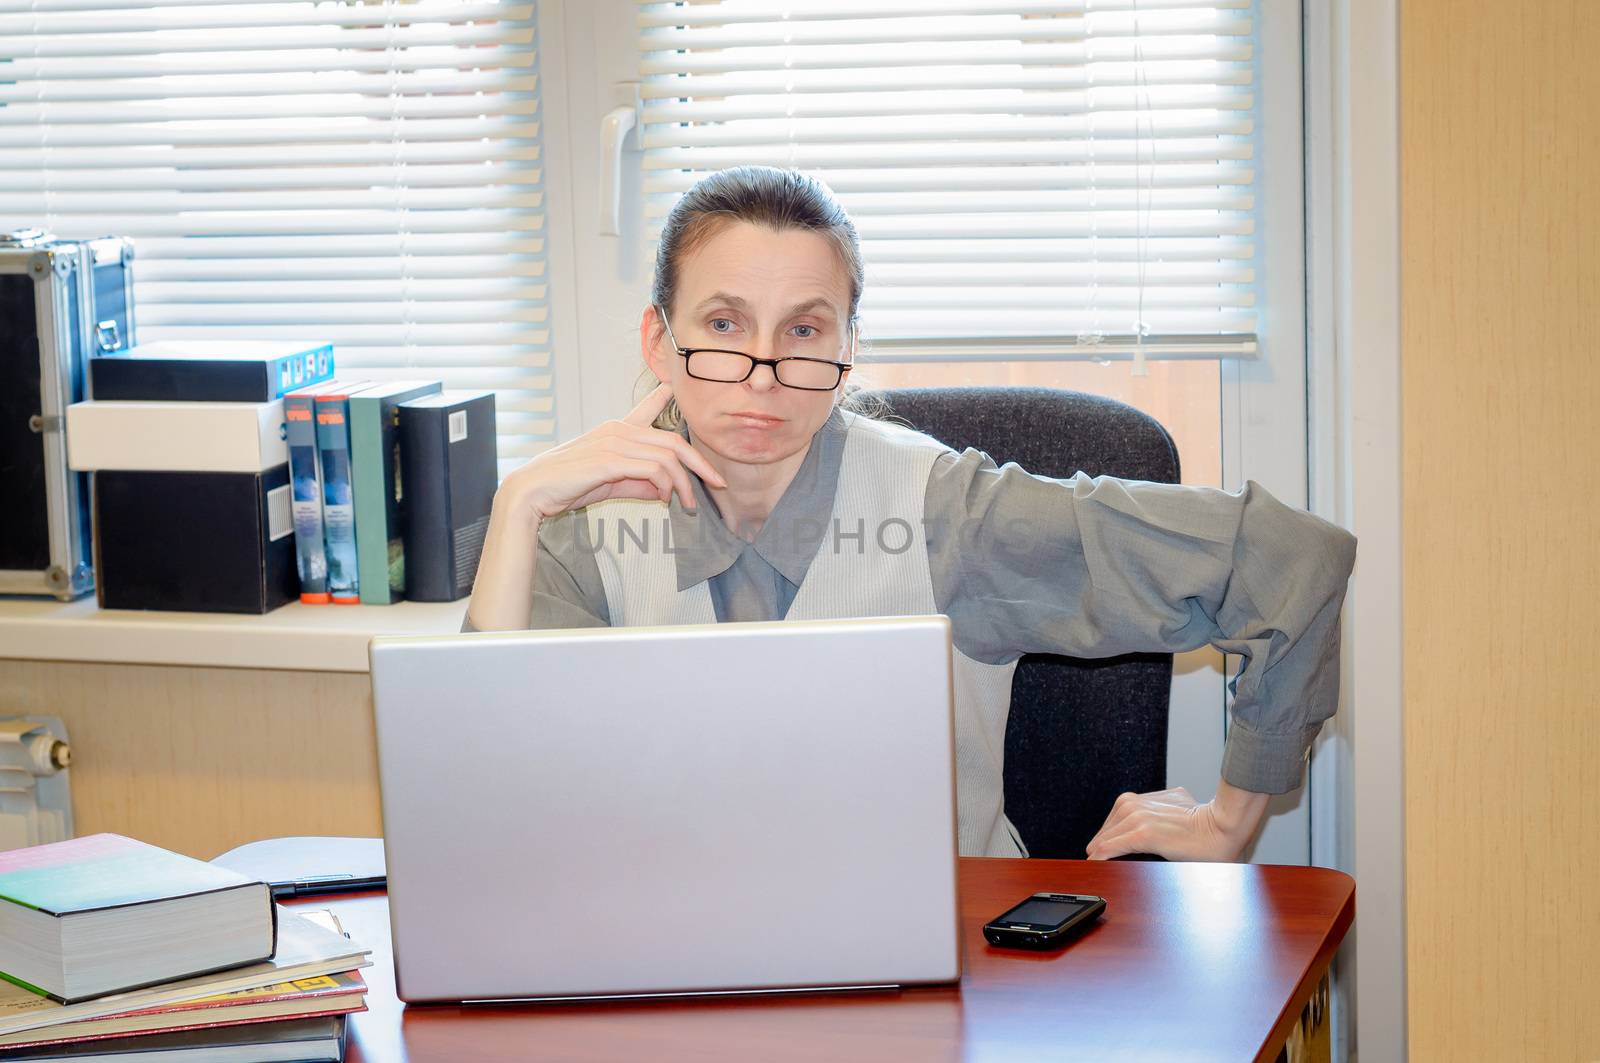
[297,857,1352,1063]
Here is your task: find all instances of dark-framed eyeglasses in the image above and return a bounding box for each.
[655,306,854,393]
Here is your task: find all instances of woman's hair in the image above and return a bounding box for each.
[644,166,887,430]
[651,165,864,324]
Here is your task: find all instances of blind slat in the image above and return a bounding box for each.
[642,139,1250,170]
[138,300,549,325]
[2,22,534,58]
[642,85,1249,124]
[0,115,541,148]
[638,0,1248,27]
[1,163,541,193]
[4,1,532,34]
[2,45,534,79]
[857,236,1252,263]
[639,63,1250,100]
[128,233,546,257]
[861,310,1256,333]
[4,212,545,236]
[139,278,548,302]
[9,188,544,213]
[323,346,552,369]
[142,323,551,345]
[863,287,1254,310]
[641,37,1247,75]
[639,12,1249,51]
[131,252,544,278]
[0,142,541,169]
[644,163,1253,195]
[1,94,541,125]
[642,114,1250,150]
[0,70,539,103]
[867,263,1253,285]
[135,255,546,281]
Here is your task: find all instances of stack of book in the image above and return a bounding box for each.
[68,341,501,609]
[285,381,499,605]
[0,835,370,1062]
[68,341,336,614]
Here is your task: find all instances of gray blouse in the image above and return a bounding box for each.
[475,409,1358,796]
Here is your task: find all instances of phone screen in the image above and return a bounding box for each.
[998,897,1089,929]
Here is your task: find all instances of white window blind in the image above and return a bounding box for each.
[637,0,1259,362]
[0,0,553,464]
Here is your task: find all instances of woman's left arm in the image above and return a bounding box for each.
[926,450,1358,861]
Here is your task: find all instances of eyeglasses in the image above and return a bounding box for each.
[655,306,853,392]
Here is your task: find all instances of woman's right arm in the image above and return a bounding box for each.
[464,384,725,631]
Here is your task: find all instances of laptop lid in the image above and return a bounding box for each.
[369,615,961,1002]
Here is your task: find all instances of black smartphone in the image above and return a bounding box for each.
[982,892,1106,950]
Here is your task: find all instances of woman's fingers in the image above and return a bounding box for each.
[611,457,675,505]
[609,419,727,489]
[509,382,730,519]
[659,431,728,488]
[1085,795,1241,862]
[623,383,675,428]
[1096,787,1194,838]
[596,437,699,510]
[1086,788,1204,860]
[1086,805,1180,860]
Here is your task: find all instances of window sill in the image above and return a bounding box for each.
[0,596,470,674]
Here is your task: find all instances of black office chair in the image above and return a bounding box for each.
[858,386,1182,859]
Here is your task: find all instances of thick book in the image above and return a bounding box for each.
[90,342,334,403]
[0,835,276,1005]
[0,1014,348,1062]
[0,969,365,1050]
[284,382,346,604]
[0,908,369,1038]
[397,390,498,602]
[312,387,369,605]
[66,400,288,474]
[349,380,442,604]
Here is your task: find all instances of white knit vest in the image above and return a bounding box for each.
[585,414,1024,858]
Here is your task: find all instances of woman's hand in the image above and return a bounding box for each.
[465,384,725,632]
[1084,780,1271,862]
[495,383,727,530]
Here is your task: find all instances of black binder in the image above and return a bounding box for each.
[397,390,497,602]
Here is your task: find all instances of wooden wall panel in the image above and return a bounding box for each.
[0,660,381,860]
[1401,1,1599,1059]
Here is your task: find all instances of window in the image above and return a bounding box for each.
[0,0,553,471]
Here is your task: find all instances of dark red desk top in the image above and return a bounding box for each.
[303,857,1352,1063]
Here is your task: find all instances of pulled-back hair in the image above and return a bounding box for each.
[651,166,864,325]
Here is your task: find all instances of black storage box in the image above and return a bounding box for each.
[0,229,135,599]
[93,465,298,614]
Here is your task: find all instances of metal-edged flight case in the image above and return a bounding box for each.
[0,229,135,600]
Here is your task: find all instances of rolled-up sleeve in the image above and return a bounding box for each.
[460,509,611,632]
[927,450,1357,794]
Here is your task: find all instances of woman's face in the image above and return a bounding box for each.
[642,221,854,467]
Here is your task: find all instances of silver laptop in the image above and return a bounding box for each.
[369,615,962,1003]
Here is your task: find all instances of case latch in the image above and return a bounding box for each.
[96,318,122,352]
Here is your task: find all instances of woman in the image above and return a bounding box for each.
[467,166,1357,862]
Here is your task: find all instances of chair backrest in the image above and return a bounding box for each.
[858,386,1182,858]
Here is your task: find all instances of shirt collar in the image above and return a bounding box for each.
[668,407,848,592]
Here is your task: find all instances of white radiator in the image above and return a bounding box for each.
[0,717,74,851]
